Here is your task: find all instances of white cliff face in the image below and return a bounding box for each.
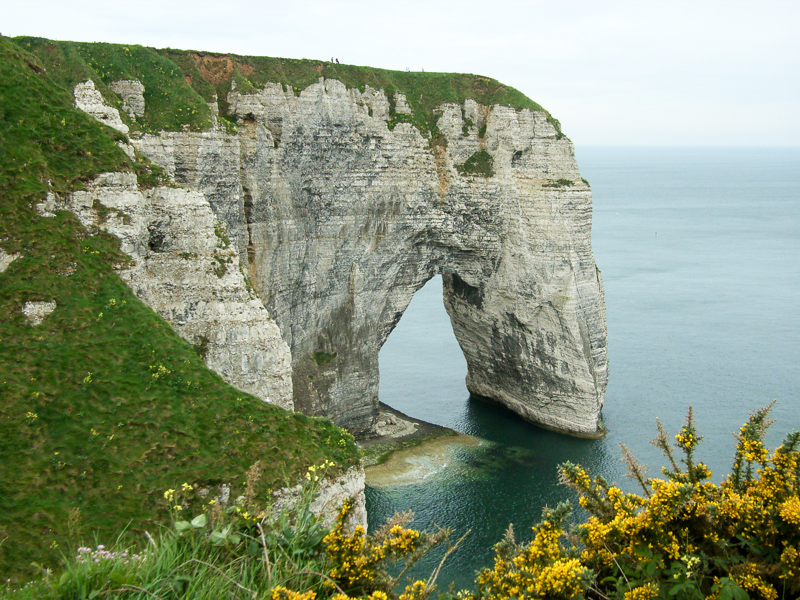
[272,465,367,532]
[0,249,21,274]
[135,128,245,250]
[109,80,146,120]
[59,172,293,410]
[132,77,609,438]
[74,80,129,134]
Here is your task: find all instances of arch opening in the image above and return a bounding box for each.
[377,275,468,430]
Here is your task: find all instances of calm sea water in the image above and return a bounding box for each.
[368,147,800,589]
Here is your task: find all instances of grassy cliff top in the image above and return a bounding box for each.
[0,36,358,581]
[14,37,562,138]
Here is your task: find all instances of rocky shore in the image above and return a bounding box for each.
[358,404,484,487]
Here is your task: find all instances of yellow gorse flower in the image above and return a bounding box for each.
[271,587,316,600]
[623,583,658,600]
[779,496,800,526]
[399,581,428,600]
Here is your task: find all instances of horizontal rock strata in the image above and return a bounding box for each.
[55,171,293,410]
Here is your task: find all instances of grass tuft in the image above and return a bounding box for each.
[542,178,574,188]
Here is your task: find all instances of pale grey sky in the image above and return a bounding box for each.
[3,0,799,146]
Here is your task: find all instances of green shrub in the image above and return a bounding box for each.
[542,178,574,188]
[456,150,495,178]
[313,351,338,367]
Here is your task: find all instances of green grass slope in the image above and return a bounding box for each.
[158,47,564,139]
[14,37,215,133]
[0,36,357,582]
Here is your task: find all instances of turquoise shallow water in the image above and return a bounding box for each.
[368,147,800,589]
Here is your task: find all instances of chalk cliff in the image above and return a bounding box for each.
[48,171,294,410]
[124,77,608,438]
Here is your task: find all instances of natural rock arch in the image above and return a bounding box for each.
[135,78,608,438]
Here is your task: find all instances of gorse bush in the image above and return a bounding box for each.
[474,404,800,600]
[5,406,797,600]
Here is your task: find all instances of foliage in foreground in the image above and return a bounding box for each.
[2,461,459,600]
[475,404,800,600]
[4,407,798,600]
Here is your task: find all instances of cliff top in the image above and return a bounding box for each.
[13,36,562,138]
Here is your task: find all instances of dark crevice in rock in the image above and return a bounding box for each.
[238,119,257,272]
[147,220,169,253]
[446,273,483,310]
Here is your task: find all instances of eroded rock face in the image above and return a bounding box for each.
[134,78,608,437]
[73,80,129,134]
[272,465,367,532]
[59,172,293,410]
[109,80,146,119]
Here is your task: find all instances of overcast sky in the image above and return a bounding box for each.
[4,0,799,147]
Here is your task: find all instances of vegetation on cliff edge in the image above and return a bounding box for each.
[14,36,563,142]
[159,47,563,140]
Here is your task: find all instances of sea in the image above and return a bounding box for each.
[366,146,800,590]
